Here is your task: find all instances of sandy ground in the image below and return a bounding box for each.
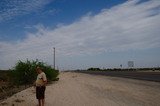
[1,72,160,106]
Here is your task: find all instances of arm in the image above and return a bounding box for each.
[42,73,47,85]
[43,80,47,85]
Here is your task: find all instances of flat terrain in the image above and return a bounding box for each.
[1,72,160,106]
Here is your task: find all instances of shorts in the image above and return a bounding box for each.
[36,86,46,99]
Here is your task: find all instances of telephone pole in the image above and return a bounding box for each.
[53,47,55,69]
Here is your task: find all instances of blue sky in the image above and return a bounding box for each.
[0,0,160,70]
[0,0,126,41]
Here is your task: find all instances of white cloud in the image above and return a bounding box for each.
[0,0,52,22]
[0,0,160,69]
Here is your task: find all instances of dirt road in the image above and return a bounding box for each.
[1,72,160,106]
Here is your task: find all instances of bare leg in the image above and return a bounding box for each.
[42,99,45,106]
[38,99,41,106]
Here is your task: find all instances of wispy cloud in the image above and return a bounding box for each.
[0,0,160,69]
[0,0,52,22]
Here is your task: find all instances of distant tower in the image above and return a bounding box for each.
[53,47,55,69]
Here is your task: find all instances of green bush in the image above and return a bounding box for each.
[11,60,59,85]
[87,67,101,71]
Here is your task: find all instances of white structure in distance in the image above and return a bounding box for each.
[128,61,134,68]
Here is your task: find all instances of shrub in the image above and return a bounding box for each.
[11,60,59,85]
[87,68,101,71]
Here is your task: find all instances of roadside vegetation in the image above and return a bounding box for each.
[11,60,59,85]
[0,59,59,101]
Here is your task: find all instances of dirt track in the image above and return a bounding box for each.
[1,72,160,106]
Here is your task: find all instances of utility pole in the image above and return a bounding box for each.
[53,47,55,69]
